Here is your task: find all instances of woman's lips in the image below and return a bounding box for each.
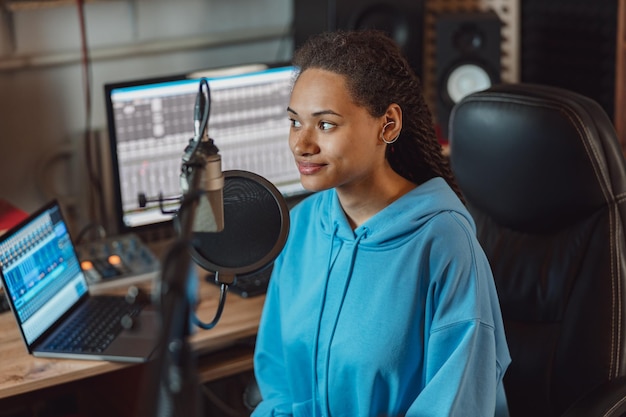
[297,161,325,175]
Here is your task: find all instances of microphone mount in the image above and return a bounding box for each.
[137,192,181,215]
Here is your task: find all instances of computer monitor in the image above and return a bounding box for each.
[104,63,304,233]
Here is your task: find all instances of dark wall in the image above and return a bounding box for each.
[293,0,424,79]
[520,0,617,120]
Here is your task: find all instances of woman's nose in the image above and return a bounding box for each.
[291,129,319,156]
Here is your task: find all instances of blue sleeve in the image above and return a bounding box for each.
[405,320,508,417]
[405,212,510,417]
[252,258,294,417]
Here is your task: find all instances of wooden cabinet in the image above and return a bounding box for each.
[616,0,626,153]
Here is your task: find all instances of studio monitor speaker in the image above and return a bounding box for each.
[436,11,502,139]
[293,0,425,79]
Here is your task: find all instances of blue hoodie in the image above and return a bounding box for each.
[252,177,511,417]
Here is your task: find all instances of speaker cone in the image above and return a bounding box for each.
[446,63,493,104]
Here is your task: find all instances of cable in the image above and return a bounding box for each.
[188,78,212,158]
[76,0,104,226]
[192,282,228,330]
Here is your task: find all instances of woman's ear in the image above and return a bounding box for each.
[381,104,402,142]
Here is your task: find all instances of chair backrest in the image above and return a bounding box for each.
[448,83,626,417]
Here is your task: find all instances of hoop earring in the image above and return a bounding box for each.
[381,121,400,144]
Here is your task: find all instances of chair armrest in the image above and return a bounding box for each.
[561,377,626,417]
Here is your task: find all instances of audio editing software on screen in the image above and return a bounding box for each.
[107,65,302,229]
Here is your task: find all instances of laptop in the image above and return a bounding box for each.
[0,200,160,363]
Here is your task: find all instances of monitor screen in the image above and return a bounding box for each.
[104,64,304,232]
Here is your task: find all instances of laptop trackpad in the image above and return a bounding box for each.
[105,308,160,358]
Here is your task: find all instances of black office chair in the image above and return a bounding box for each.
[448,83,626,417]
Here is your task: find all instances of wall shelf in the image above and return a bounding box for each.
[2,0,117,12]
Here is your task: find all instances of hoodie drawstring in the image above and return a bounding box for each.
[314,225,368,417]
[311,223,339,417]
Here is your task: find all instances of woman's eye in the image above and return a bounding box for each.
[320,121,334,131]
[289,118,302,128]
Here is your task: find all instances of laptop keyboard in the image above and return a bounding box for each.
[42,296,144,353]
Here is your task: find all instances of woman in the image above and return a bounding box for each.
[252,30,510,417]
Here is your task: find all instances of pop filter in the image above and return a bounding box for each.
[189,170,290,284]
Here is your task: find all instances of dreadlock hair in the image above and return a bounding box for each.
[292,29,464,201]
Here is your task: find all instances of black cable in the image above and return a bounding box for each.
[76,0,103,225]
[192,282,228,330]
[188,78,211,159]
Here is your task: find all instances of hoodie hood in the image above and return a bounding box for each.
[318,177,474,246]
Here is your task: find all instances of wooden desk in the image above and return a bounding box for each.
[0,276,265,415]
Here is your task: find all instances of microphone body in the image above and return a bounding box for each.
[179,77,225,233]
[180,138,225,233]
[195,150,224,233]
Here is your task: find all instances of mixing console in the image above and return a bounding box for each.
[76,233,160,292]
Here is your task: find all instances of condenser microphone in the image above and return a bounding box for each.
[180,78,225,233]
[194,151,224,233]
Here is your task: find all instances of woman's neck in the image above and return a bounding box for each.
[337,171,417,229]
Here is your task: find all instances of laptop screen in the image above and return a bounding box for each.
[0,201,88,345]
